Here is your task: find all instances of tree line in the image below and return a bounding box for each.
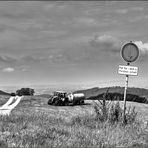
[88,92,148,104]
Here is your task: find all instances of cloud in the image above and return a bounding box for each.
[40,30,68,38]
[48,54,68,64]
[0,54,47,66]
[46,35,122,65]
[2,67,14,72]
[43,3,56,11]
[131,7,144,12]
[134,41,148,54]
[0,54,47,67]
[115,7,144,15]
[90,34,121,53]
[74,17,97,26]
[0,1,44,21]
[18,65,30,72]
[0,30,24,48]
[0,55,17,64]
[1,12,33,20]
[84,8,102,16]
[115,9,128,14]
[44,3,66,11]
[20,55,44,64]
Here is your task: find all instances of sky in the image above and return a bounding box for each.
[0,1,148,89]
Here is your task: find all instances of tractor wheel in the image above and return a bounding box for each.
[48,97,54,105]
[72,101,78,106]
[52,97,59,105]
[80,100,84,105]
[53,97,64,106]
[48,100,52,105]
[57,99,64,106]
[64,101,69,106]
[63,98,69,106]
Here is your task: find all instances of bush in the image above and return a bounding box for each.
[108,101,123,124]
[10,93,16,96]
[93,88,138,125]
[16,88,35,96]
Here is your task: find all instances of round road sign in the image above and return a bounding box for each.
[121,42,139,63]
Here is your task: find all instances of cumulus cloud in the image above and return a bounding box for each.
[2,67,14,72]
[90,34,121,53]
[134,41,148,54]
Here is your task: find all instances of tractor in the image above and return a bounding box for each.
[48,91,85,106]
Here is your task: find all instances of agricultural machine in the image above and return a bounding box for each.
[48,91,85,106]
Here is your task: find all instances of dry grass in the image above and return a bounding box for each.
[0,95,148,148]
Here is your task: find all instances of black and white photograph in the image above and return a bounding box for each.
[0,1,148,147]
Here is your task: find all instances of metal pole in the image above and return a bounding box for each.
[123,62,130,123]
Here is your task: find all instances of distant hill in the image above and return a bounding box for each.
[0,90,10,96]
[36,94,52,98]
[74,86,148,99]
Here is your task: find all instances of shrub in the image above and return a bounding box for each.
[108,101,123,124]
[16,88,35,96]
[93,88,138,125]
[10,93,16,96]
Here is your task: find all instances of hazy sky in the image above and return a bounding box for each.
[0,1,148,88]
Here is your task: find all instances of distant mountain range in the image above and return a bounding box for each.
[1,86,148,99]
[74,86,148,99]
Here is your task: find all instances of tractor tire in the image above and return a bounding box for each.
[80,100,84,105]
[48,100,52,105]
[64,101,69,106]
[53,97,64,106]
[72,101,78,106]
[56,99,63,106]
[48,97,54,105]
[50,96,58,105]
[63,98,69,106]
[53,98,59,106]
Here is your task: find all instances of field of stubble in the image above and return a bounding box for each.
[0,95,148,148]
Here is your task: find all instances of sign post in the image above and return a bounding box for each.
[123,63,129,124]
[120,41,139,124]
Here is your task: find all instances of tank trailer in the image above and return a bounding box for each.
[48,91,85,106]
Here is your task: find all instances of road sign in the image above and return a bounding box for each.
[118,65,138,76]
[121,42,139,63]
[120,41,140,123]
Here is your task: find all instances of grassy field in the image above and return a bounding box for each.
[0,95,148,148]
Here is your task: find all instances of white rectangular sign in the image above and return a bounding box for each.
[118,65,138,76]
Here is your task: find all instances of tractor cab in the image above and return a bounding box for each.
[53,91,67,98]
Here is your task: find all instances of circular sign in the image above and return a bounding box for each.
[121,42,139,63]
